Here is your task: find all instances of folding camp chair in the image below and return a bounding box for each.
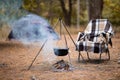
[76,19,114,62]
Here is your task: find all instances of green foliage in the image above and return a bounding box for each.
[0,0,27,25]
[0,0,120,27]
[22,0,62,19]
[22,0,88,25]
[103,0,120,25]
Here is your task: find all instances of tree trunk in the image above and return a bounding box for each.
[87,0,103,21]
[59,0,72,26]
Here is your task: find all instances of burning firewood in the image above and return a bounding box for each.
[52,60,70,71]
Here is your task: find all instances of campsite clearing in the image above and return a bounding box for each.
[0,34,120,80]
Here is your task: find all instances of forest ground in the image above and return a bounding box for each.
[0,33,120,80]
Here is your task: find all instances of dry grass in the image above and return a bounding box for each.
[113,26,120,33]
[0,22,120,80]
[53,25,86,34]
[0,24,11,40]
[0,33,120,80]
[0,24,86,40]
[0,23,119,41]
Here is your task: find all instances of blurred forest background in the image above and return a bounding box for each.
[0,0,120,39]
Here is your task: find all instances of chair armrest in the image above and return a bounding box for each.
[76,32,85,42]
[98,32,113,47]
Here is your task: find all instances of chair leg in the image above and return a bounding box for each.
[78,52,80,62]
[99,53,102,60]
[99,50,110,61]
[107,49,110,60]
[87,52,90,60]
[107,52,110,60]
[78,52,85,62]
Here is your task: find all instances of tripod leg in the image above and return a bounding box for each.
[68,53,72,65]
[27,40,47,70]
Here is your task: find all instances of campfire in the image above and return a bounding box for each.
[52,60,72,71]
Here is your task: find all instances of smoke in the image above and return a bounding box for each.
[9,14,59,43]
[41,40,57,63]
[0,0,59,43]
[9,14,60,62]
[0,0,60,63]
[0,0,27,24]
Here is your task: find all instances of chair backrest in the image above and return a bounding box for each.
[84,19,114,42]
[85,19,113,35]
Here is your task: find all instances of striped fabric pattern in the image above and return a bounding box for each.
[76,19,114,53]
[76,41,107,53]
[85,19,113,34]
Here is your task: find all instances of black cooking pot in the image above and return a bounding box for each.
[53,48,69,56]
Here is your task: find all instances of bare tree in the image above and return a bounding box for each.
[77,0,80,28]
[59,0,72,26]
[87,0,103,21]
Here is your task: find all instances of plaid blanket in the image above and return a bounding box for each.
[76,19,114,53]
[76,41,107,53]
[85,19,113,35]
